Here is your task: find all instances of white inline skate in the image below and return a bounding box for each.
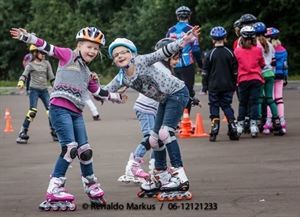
[280,117,286,134]
[250,120,259,138]
[156,167,192,201]
[118,153,150,184]
[138,167,192,201]
[138,169,172,198]
[39,177,76,211]
[82,174,106,206]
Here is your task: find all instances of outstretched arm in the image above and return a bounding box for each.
[10,28,72,66]
[142,26,201,66]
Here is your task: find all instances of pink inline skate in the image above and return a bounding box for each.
[39,177,76,211]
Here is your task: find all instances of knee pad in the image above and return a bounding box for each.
[77,143,93,165]
[275,97,283,105]
[149,131,165,151]
[158,126,176,146]
[26,108,37,122]
[140,134,151,151]
[60,142,78,163]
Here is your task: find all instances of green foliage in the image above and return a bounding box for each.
[0,0,299,81]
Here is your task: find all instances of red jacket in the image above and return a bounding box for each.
[234,45,265,85]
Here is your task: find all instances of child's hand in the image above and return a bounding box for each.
[17,80,25,89]
[90,72,99,81]
[10,28,37,44]
[10,28,28,40]
[181,25,201,47]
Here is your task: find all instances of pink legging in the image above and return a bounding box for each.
[267,80,284,118]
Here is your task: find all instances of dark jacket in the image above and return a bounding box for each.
[202,45,237,92]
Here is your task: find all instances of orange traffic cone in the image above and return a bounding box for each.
[4,108,14,133]
[178,109,193,138]
[191,112,208,137]
[222,115,228,123]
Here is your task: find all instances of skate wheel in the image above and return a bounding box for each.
[137,191,145,198]
[69,205,76,211]
[60,204,67,211]
[185,192,193,200]
[176,195,183,200]
[51,204,59,211]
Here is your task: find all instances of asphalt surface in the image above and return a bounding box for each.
[0,87,299,217]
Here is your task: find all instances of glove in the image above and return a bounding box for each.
[191,97,202,107]
[109,92,124,103]
[17,80,25,89]
[283,76,288,87]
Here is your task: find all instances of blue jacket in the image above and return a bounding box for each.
[166,21,202,68]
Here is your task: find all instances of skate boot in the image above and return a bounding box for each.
[244,117,250,134]
[250,120,259,138]
[157,167,192,201]
[209,118,220,142]
[262,118,272,135]
[272,117,284,136]
[280,117,287,134]
[227,120,239,140]
[118,153,149,184]
[138,169,172,198]
[236,121,244,136]
[82,174,106,206]
[39,177,76,211]
[16,127,29,144]
[50,131,59,142]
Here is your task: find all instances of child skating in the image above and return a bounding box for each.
[254,22,284,136]
[234,26,265,138]
[105,26,200,201]
[202,26,239,142]
[265,27,288,134]
[118,38,181,184]
[16,44,58,144]
[10,26,125,210]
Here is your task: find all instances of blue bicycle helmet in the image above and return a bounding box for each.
[253,22,266,35]
[108,38,137,59]
[265,27,280,39]
[210,26,227,40]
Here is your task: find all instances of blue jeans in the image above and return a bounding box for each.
[208,91,235,120]
[49,105,93,178]
[153,86,189,170]
[134,111,155,158]
[23,88,54,131]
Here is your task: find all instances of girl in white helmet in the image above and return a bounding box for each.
[105,26,200,201]
[10,26,125,211]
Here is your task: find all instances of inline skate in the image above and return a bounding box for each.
[82,174,106,206]
[272,117,285,136]
[209,118,220,142]
[137,169,171,198]
[280,117,286,134]
[16,127,29,144]
[263,118,272,135]
[250,120,259,138]
[227,120,239,140]
[118,153,149,184]
[156,167,192,201]
[39,177,76,211]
